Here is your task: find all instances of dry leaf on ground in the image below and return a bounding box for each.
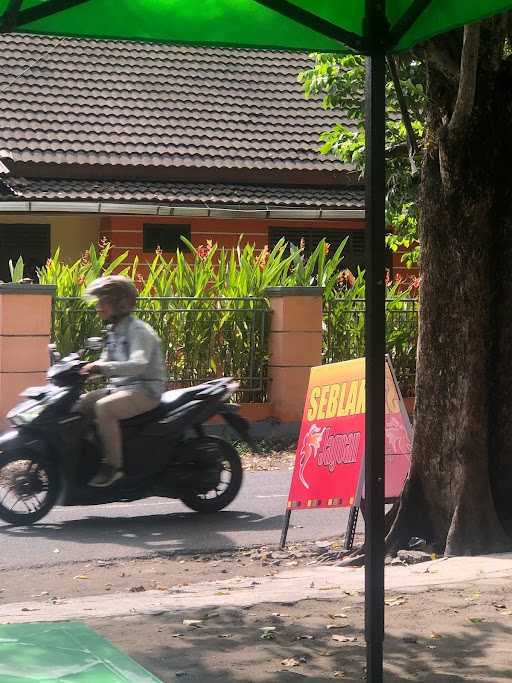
[281,658,301,667]
[385,597,406,607]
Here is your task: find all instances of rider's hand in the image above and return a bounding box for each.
[80,362,102,376]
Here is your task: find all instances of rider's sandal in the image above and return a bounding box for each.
[89,465,124,487]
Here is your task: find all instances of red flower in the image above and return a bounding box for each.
[197,240,214,261]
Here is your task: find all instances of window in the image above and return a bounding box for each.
[0,224,50,282]
[268,227,366,273]
[143,223,191,253]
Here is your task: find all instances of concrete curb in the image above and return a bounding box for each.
[2,553,512,624]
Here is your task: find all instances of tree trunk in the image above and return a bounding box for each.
[490,56,512,536]
[387,42,512,555]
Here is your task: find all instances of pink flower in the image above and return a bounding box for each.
[411,276,420,291]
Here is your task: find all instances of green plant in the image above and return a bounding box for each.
[34,235,418,398]
[42,236,347,399]
[8,256,24,282]
[323,273,419,396]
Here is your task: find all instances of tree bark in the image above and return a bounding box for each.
[387,26,512,555]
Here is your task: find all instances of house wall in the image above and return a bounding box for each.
[51,215,101,260]
[0,211,366,276]
[100,214,366,276]
[0,213,101,262]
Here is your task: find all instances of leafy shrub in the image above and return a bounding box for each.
[11,237,418,398]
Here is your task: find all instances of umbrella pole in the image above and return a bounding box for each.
[364,50,386,683]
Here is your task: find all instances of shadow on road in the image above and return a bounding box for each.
[0,509,285,557]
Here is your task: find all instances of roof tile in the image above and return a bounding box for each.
[0,33,356,176]
[3,177,364,211]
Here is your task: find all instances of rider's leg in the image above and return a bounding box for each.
[75,388,110,417]
[89,389,160,487]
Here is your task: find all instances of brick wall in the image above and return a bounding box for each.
[99,215,365,277]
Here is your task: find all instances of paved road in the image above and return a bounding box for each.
[0,471,355,570]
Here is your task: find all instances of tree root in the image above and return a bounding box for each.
[336,501,402,567]
[445,482,511,556]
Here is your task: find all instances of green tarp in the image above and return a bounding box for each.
[0,621,161,682]
[2,0,512,53]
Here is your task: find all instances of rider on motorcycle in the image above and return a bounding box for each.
[78,275,166,487]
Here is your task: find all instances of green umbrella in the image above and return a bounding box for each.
[2,2,512,681]
[0,1,511,52]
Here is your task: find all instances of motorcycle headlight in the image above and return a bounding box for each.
[7,391,66,426]
[8,402,46,426]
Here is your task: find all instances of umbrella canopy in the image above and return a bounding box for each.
[1,1,512,53]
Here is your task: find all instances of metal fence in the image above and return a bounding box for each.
[324,298,419,397]
[52,297,270,402]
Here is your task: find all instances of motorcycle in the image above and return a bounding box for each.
[0,340,253,526]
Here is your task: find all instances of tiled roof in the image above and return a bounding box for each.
[0,33,357,178]
[2,177,364,210]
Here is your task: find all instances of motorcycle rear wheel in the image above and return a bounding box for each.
[0,451,59,525]
[179,436,243,513]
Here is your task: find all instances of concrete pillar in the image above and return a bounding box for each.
[266,287,323,423]
[0,284,55,426]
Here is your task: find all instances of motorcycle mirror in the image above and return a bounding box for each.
[85,336,103,351]
[48,343,61,364]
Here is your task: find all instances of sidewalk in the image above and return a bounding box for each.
[1,553,512,681]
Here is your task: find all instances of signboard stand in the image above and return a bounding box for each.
[279,509,291,549]
[344,505,360,550]
[279,356,412,551]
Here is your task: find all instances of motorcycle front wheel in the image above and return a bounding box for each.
[179,436,243,513]
[0,450,59,525]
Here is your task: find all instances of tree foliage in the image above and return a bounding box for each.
[299,53,425,266]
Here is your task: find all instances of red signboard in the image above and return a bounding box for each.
[286,357,412,510]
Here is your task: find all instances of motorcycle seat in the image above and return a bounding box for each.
[120,383,216,428]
